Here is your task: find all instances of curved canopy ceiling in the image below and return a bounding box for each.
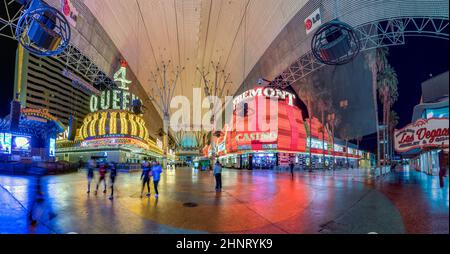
[84,0,308,114]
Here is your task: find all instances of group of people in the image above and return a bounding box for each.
[84,157,225,200]
[140,160,163,198]
[85,158,164,199]
[86,158,117,200]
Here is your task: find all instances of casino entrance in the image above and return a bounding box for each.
[251,153,278,170]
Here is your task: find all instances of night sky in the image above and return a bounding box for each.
[0,35,448,153]
[359,37,449,153]
[0,36,18,117]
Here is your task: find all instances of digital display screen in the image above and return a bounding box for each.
[0,133,12,154]
[49,138,56,157]
[12,136,31,152]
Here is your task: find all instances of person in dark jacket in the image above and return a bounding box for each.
[109,162,117,200]
[289,160,295,180]
[439,149,448,188]
[140,160,152,198]
[86,158,96,194]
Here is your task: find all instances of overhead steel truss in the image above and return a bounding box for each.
[0,0,115,89]
[279,16,449,85]
[0,0,23,40]
[58,45,116,89]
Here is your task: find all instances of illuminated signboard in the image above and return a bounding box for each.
[12,136,31,152]
[233,87,296,110]
[21,108,58,122]
[226,85,309,154]
[307,138,328,150]
[90,61,142,113]
[334,144,344,152]
[235,132,278,143]
[114,60,132,90]
[238,145,252,151]
[0,133,12,154]
[90,89,142,112]
[395,118,449,153]
[305,8,322,35]
[81,137,149,150]
[61,0,78,27]
[49,138,56,157]
[262,144,277,149]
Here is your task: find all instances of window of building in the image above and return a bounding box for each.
[422,107,449,119]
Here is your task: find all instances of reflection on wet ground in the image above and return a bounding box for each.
[0,168,447,234]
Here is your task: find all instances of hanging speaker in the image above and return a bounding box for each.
[15,0,71,57]
[311,20,361,65]
[9,100,22,131]
[68,115,77,141]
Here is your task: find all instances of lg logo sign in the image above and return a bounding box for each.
[305,9,322,34]
[305,19,313,30]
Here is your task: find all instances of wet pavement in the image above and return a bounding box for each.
[0,168,447,234]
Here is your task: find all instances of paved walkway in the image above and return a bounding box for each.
[0,168,447,234]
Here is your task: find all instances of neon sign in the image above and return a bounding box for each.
[395,118,449,153]
[235,132,278,143]
[49,138,56,157]
[233,87,296,109]
[90,89,142,112]
[22,108,58,122]
[113,60,132,90]
[0,133,12,154]
[90,60,141,113]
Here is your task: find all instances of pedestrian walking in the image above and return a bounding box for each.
[289,160,295,179]
[140,160,152,198]
[86,158,96,194]
[390,161,396,173]
[438,149,448,188]
[78,158,84,171]
[95,162,107,195]
[27,167,56,226]
[213,161,222,192]
[151,161,163,198]
[109,162,117,200]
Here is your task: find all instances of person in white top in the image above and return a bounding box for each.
[213,161,223,192]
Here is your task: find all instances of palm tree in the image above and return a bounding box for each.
[389,110,400,159]
[367,47,390,169]
[298,83,315,172]
[327,112,340,171]
[340,123,352,168]
[377,63,399,168]
[315,89,332,169]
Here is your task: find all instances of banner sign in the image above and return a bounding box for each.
[394,118,449,153]
[61,0,78,27]
[305,8,322,35]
